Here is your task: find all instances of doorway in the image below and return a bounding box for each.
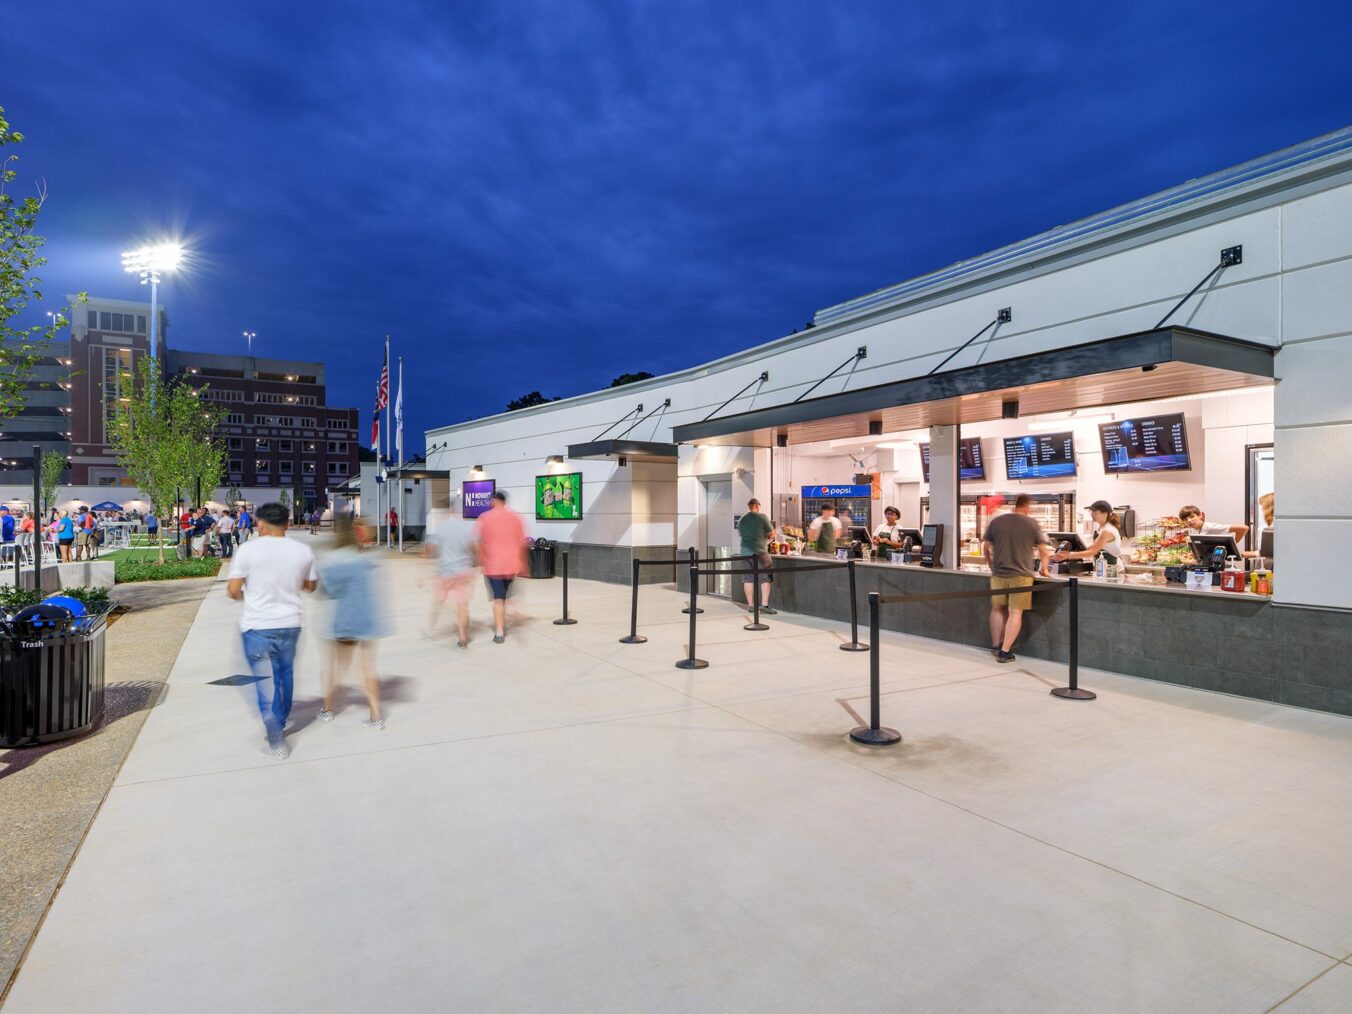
[701,478,733,598]
[1245,443,1274,552]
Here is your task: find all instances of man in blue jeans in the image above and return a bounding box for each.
[226,501,317,759]
[0,506,14,567]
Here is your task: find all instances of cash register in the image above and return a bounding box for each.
[1188,534,1244,584]
[1048,532,1090,575]
[918,523,944,568]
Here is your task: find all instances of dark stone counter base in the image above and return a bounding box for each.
[556,543,676,586]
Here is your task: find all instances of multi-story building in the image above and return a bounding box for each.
[167,349,359,511]
[0,295,359,506]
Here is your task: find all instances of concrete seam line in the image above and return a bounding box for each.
[1260,960,1347,1014]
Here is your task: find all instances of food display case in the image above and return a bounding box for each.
[921,492,1076,556]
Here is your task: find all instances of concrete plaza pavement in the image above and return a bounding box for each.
[5,542,1352,1012]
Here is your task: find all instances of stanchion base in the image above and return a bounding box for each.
[675,658,709,670]
[744,622,770,632]
[839,642,870,652]
[681,607,705,614]
[1050,687,1097,701]
[618,635,648,644]
[849,726,901,746]
[553,618,578,626]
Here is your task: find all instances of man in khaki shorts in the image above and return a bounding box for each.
[982,494,1051,663]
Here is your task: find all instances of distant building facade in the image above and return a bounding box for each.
[0,295,359,509]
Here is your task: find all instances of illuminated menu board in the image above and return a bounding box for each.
[1099,413,1191,473]
[920,437,985,481]
[1003,432,1077,479]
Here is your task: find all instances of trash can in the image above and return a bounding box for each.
[527,539,556,579]
[0,601,112,747]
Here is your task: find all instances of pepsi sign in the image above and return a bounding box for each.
[801,485,872,498]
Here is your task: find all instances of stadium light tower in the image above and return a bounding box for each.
[120,241,184,359]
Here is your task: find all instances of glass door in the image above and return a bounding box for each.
[1246,443,1274,552]
[702,479,733,598]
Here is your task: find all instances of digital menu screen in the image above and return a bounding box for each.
[1003,432,1077,480]
[1099,413,1191,474]
[920,437,985,482]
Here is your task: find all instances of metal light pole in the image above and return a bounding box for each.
[121,242,184,361]
[243,330,256,358]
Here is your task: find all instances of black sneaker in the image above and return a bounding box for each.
[991,645,1001,656]
[996,650,1016,663]
[761,606,778,615]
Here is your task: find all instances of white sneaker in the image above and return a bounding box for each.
[261,744,289,760]
[318,709,335,722]
[362,718,385,731]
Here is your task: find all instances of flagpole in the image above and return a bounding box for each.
[397,356,405,554]
[384,336,391,549]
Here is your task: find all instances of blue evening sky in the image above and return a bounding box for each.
[6,1,1351,447]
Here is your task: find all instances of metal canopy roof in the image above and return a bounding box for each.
[672,327,1274,449]
[566,439,679,463]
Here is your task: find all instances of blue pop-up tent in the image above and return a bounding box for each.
[91,501,123,511]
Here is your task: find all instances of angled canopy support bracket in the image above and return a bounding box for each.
[1154,246,1242,330]
[926,308,1011,377]
[615,398,671,440]
[793,348,867,403]
[591,404,643,442]
[702,371,769,422]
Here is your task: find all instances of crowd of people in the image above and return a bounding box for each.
[224,489,528,759]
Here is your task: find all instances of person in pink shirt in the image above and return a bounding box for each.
[474,490,527,643]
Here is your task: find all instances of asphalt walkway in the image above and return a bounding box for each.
[4,543,1352,1012]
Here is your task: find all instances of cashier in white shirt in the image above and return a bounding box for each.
[1054,499,1124,565]
[1178,505,1248,543]
[872,506,907,551]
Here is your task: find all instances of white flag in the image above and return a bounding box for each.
[394,360,404,462]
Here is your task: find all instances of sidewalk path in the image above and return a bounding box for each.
[4,549,1352,1012]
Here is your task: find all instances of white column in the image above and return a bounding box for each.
[927,424,960,568]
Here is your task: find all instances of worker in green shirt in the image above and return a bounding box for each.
[736,497,778,615]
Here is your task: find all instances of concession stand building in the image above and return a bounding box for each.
[425,127,1352,715]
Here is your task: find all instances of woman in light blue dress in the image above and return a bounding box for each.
[316,517,390,729]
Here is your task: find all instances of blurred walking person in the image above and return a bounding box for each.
[475,490,526,644]
[226,502,318,759]
[425,511,477,647]
[316,517,388,729]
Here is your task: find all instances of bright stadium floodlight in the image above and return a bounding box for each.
[121,241,185,359]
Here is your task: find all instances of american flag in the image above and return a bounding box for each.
[371,348,389,449]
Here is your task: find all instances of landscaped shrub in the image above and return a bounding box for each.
[61,586,112,607]
[115,558,223,583]
[0,587,42,611]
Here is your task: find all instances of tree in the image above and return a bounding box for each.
[225,483,243,508]
[278,488,290,510]
[39,448,65,516]
[107,358,223,564]
[506,391,560,411]
[0,106,75,420]
[609,371,654,388]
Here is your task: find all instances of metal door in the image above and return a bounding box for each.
[702,479,734,598]
[1245,443,1274,551]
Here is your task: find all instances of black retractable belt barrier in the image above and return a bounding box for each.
[682,546,704,614]
[1050,577,1094,700]
[849,593,901,746]
[553,551,578,625]
[744,553,769,632]
[839,559,869,652]
[675,562,708,670]
[618,557,647,644]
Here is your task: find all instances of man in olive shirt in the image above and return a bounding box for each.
[981,494,1051,663]
[737,497,777,614]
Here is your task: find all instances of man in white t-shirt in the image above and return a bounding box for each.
[215,509,236,559]
[226,501,318,759]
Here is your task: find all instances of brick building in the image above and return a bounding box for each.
[0,295,359,508]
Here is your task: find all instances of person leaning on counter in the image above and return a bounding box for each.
[872,506,907,551]
[1054,499,1124,565]
[1178,504,1248,543]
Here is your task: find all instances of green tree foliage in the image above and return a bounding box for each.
[609,371,654,387]
[0,106,76,420]
[506,390,560,411]
[39,448,65,515]
[108,357,225,564]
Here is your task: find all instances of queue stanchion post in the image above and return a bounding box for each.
[682,546,703,614]
[744,553,769,631]
[675,562,708,669]
[553,550,578,626]
[850,593,900,745]
[1051,576,1095,700]
[618,557,647,644]
[839,558,869,651]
